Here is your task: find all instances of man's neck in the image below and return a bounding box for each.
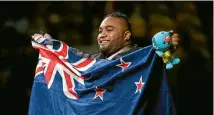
[107,45,133,60]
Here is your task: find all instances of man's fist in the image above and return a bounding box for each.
[169,30,180,49]
[33,33,52,39]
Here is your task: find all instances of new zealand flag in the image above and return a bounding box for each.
[28,35,176,115]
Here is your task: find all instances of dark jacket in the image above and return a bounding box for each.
[72,44,141,60]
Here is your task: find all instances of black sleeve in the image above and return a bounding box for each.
[70,47,103,59]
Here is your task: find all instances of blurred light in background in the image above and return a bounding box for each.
[0,1,212,115]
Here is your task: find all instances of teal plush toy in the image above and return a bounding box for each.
[152,31,180,69]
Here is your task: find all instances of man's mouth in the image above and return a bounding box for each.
[100,40,109,45]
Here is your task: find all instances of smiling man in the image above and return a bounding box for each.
[97,13,132,59]
[34,12,180,60]
[31,11,181,115]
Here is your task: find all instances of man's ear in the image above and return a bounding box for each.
[124,31,131,41]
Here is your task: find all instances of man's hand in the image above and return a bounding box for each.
[33,33,52,39]
[169,30,180,49]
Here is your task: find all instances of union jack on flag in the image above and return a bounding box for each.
[29,35,177,115]
[32,35,97,99]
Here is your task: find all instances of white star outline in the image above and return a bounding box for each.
[93,86,106,101]
[116,58,131,71]
[135,76,145,94]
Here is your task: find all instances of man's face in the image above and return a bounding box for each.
[97,17,128,57]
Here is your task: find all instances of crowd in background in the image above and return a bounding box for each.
[0,1,212,115]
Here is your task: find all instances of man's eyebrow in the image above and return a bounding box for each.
[99,25,114,30]
[106,25,114,28]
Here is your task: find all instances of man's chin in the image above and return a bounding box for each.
[99,46,108,53]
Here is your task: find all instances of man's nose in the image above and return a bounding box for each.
[98,33,107,40]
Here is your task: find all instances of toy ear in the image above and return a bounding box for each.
[152,37,155,42]
[168,30,174,36]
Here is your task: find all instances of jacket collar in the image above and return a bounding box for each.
[107,44,138,60]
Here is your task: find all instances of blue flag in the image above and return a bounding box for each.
[28,36,176,115]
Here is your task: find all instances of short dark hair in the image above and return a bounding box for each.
[104,11,132,34]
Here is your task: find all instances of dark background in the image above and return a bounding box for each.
[0,1,212,115]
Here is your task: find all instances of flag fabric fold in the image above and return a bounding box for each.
[28,36,176,115]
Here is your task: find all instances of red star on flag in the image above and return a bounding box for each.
[135,76,144,94]
[116,58,131,71]
[93,86,106,101]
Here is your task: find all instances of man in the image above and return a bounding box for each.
[31,12,181,115]
[34,12,180,61]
